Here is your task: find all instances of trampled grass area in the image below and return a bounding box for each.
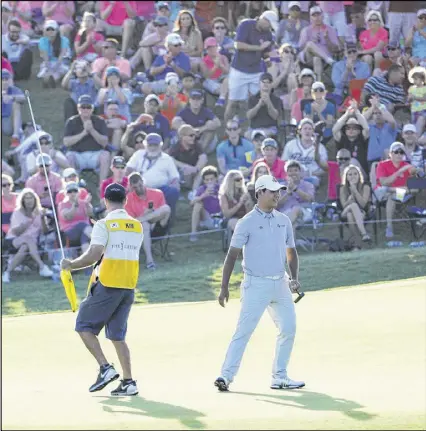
[2,247,426,316]
[2,278,426,430]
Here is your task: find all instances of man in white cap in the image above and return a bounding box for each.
[224,10,278,123]
[401,124,425,170]
[276,1,309,49]
[214,173,304,392]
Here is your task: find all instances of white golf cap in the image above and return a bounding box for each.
[288,1,301,9]
[255,175,287,193]
[145,94,160,104]
[389,141,405,153]
[165,33,184,46]
[251,129,267,140]
[300,68,315,78]
[417,9,426,17]
[165,72,179,84]
[310,6,323,15]
[312,81,326,91]
[402,124,417,133]
[62,167,78,179]
[259,10,279,31]
[44,19,59,30]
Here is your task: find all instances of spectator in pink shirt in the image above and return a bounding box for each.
[298,6,340,82]
[42,1,75,40]
[317,1,347,47]
[2,55,14,76]
[55,167,89,206]
[359,10,388,71]
[58,181,93,253]
[3,187,54,283]
[74,12,105,63]
[92,38,131,84]
[100,156,129,198]
[97,1,139,60]
[25,153,64,209]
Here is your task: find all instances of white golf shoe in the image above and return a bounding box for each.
[271,377,305,389]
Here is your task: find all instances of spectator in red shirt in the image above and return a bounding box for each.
[74,12,105,63]
[375,141,422,238]
[55,167,89,205]
[124,172,171,270]
[1,55,14,77]
[100,156,129,199]
[251,138,287,181]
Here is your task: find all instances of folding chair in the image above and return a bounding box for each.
[406,177,426,240]
[151,220,172,261]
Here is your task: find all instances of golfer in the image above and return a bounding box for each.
[61,183,143,396]
[214,175,305,391]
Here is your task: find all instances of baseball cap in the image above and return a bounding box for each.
[390,142,405,153]
[36,153,53,167]
[346,42,358,51]
[300,68,315,78]
[189,88,204,99]
[345,118,361,127]
[154,15,169,26]
[112,155,126,168]
[104,38,119,47]
[312,81,326,91]
[261,138,278,149]
[251,129,267,140]
[260,72,273,82]
[77,94,93,106]
[165,72,179,84]
[145,94,160,104]
[288,1,301,9]
[402,124,417,133]
[105,183,126,203]
[65,182,79,193]
[298,118,315,129]
[165,33,184,46]
[106,66,120,77]
[204,36,217,49]
[39,133,53,144]
[255,174,287,192]
[44,19,58,30]
[144,133,163,146]
[310,6,322,15]
[156,1,170,10]
[1,68,12,79]
[62,167,77,179]
[417,9,426,17]
[106,98,119,106]
[259,10,279,31]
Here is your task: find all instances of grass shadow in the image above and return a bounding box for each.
[94,395,206,429]
[231,390,377,421]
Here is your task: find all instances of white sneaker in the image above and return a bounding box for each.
[39,265,53,277]
[2,271,10,283]
[271,377,305,389]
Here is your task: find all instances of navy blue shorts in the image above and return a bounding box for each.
[75,281,135,341]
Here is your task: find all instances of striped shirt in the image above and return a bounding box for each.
[363,75,406,107]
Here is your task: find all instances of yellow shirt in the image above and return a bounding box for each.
[409,85,426,113]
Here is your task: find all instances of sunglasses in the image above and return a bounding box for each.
[227,127,238,131]
[419,15,426,20]
[135,139,144,144]
[347,49,357,54]
[313,88,325,92]
[155,23,168,27]
[46,27,56,31]
[103,45,116,49]
[283,49,292,54]
[186,133,196,137]
[40,140,51,145]
[368,18,379,22]
[172,43,182,47]
[214,26,226,30]
[346,126,360,130]
[393,150,405,155]
[2,183,11,187]
[79,104,93,109]
[114,165,126,169]
[67,189,78,194]
[234,178,243,182]
[388,46,399,51]
[337,157,350,162]
[9,30,20,34]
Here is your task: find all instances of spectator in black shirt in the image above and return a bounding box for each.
[332,100,370,173]
[246,72,282,139]
[63,94,110,182]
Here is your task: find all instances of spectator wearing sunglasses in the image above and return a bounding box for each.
[211,17,235,61]
[405,9,426,67]
[358,11,388,71]
[336,148,364,177]
[276,1,309,51]
[372,42,410,78]
[2,19,32,81]
[55,167,89,206]
[216,118,255,177]
[120,130,146,160]
[141,33,191,95]
[333,100,370,173]
[130,15,171,71]
[74,12,105,63]
[401,124,426,170]
[37,20,70,88]
[375,141,423,238]
[100,99,128,150]
[331,43,370,99]
[100,156,129,199]
[142,2,173,38]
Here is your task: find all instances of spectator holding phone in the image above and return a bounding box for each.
[190,165,221,241]
[125,172,171,270]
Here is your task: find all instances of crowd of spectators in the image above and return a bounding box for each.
[2,1,426,283]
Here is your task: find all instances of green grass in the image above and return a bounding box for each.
[2,279,426,430]
[2,247,426,316]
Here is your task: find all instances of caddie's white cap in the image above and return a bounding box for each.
[255,174,287,192]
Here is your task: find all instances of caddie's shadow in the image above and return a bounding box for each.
[231,390,377,421]
[94,396,206,429]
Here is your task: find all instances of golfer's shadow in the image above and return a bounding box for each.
[94,395,206,429]
[231,389,377,421]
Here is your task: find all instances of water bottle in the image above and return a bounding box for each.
[387,241,403,248]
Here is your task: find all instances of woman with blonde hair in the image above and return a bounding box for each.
[247,162,271,202]
[219,170,253,235]
[74,12,104,63]
[3,188,53,283]
[173,10,203,72]
[339,164,372,245]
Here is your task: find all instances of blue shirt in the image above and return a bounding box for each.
[133,113,170,140]
[69,78,98,105]
[1,86,23,118]
[151,51,191,81]
[303,101,336,138]
[231,19,273,74]
[230,206,296,278]
[367,123,398,162]
[39,35,70,61]
[276,18,309,48]
[413,27,426,59]
[331,59,371,96]
[102,87,133,121]
[176,106,215,128]
[216,138,255,170]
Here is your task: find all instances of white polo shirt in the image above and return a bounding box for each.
[282,138,328,175]
[126,149,180,189]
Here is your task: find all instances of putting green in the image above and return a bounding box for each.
[2,278,426,430]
